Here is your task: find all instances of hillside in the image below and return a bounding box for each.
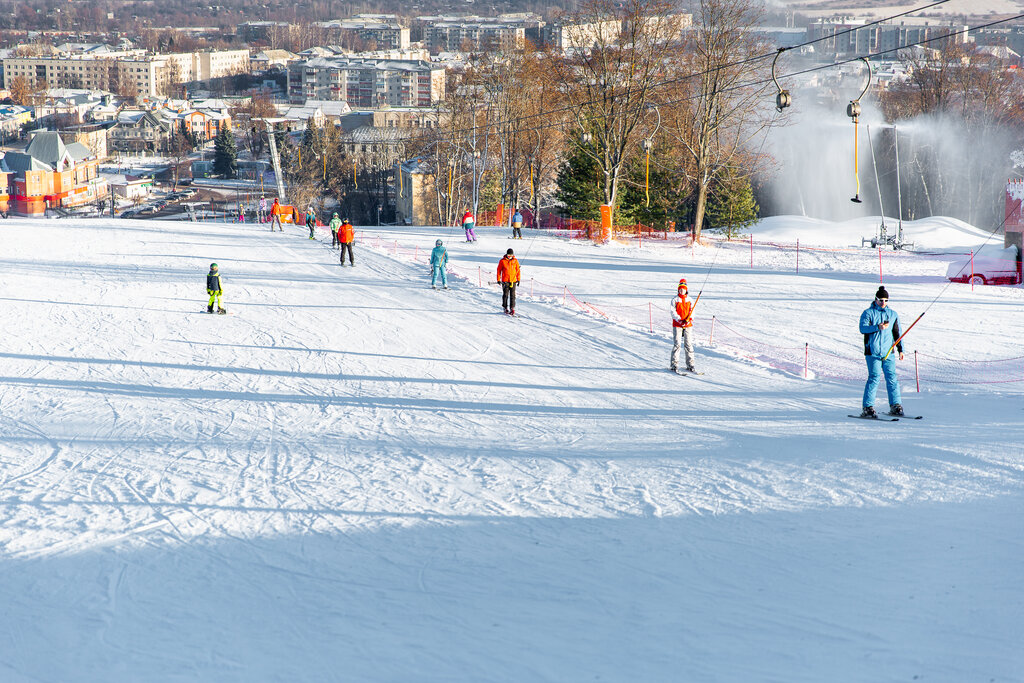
[0,216,1021,682]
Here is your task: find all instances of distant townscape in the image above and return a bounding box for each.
[1,1,1023,256]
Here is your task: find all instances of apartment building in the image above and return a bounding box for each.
[288,58,444,108]
[238,21,291,43]
[426,22,526,52]
[2,49,250,99]
[412,13,544,45]
[808,18,969,57]
[543,20,622,50]
[317,16,411,50]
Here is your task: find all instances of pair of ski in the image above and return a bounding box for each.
[847,413,923,422]
[670,368,703,376]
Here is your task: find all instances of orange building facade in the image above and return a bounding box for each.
[5,132,105,217]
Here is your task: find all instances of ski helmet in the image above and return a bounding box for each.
[678,278,687,290]
[506,248,514,255]
[210,263,218,270]
[436,239,443,246]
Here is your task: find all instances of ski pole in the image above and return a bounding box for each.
[882,311,924,361]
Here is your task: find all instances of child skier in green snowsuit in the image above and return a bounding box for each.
[207,263,226,314]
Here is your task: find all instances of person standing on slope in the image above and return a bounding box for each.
[338,218,355,266]
[206,263,226,314]
[430,239,449,289]
[305,206,317,239]
[462,209,477,242]
[497,248,520,315]
[258,195,267,223]
[511,209,523,239]
[859,286,904,417]
[269,198,283,231]
[671,278,697,373]
[329,212,342,248]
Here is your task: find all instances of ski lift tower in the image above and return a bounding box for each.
[259,118,288,203]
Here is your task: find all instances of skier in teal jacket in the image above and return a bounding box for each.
[859,286,903,417]
[430,239,449,289]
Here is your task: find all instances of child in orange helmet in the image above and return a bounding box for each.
[671,278,696,373]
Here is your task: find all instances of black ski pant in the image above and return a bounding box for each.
[331,231,339,247]
[502,282,517,311]
[512,226,522,239]
[340,242,354,265]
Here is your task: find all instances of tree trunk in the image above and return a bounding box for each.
[693,174,710,242]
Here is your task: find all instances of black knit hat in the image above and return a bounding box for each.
[876,286,889,300]
[506,248,514,255]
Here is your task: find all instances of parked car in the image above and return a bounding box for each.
[119,209,141,219]
[179,188,197,198]
[946,245,1020,285]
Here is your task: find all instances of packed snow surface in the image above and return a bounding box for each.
[0,215,1021,682]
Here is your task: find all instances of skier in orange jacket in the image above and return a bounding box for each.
[497,248,520,315]
[671,278,696,373]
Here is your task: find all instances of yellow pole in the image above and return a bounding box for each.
[645,148,651,207]
[353,159,358,189]
[854,123,860,197]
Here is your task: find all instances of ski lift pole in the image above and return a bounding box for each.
[882,312,924,361]
[847,57,871,204]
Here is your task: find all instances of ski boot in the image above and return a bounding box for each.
[207,305,214,313]
[860,406,877,418]
[888,404,904,417]
[217,307,227,315]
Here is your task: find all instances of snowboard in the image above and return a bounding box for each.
[848,414,922,421]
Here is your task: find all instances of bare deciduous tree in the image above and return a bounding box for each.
[551,0,682,213]
[665,0,773,241]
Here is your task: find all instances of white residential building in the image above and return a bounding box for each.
[288,58,445,108]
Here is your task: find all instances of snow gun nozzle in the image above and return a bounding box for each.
[851,194,863,204]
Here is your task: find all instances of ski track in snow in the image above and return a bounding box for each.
[0,218,1021,682]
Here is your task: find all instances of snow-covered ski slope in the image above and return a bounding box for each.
[0,216,1021,682]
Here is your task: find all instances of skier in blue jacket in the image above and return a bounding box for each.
[430,239,449,289]
[859,286,904,417]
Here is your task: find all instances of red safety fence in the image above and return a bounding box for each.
[361,231,1024,389]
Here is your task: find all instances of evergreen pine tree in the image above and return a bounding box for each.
[213,125,238,179]
[706,171,759,238]
[555,138,604,222]
[618,144,683,229]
